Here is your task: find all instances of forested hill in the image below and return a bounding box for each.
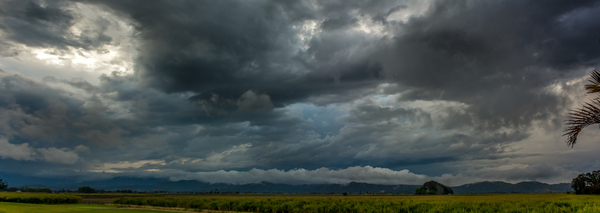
[453,181,572,194]
[3,173,572,194]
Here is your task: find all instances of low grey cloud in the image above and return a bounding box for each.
[37,147,79,164]
[0,137,79,164]
[237,90,275,114]
[36,164,578,186]
[0,138,35,161]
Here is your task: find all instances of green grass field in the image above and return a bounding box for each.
[114,193,600,213]
[0,202,177,213]
[2,193,600,212]
[0,192,82,204]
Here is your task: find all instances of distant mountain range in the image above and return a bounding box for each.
[1,173,571,194]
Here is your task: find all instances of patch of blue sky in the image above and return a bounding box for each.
[397,117,411,124]
[376,94,389,100]
[283,103,346,137]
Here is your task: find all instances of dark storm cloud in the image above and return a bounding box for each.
[90,1,307,99]
[371,4,407,24]
[0,0,113,52]
[320,16,359,31]
[2,0,597,127]
[0,73,124,147]
[78,0,600,133]
[0,0,599,183]
[82,0,405,108]
[376,0,600,132]
[0,71,314,174]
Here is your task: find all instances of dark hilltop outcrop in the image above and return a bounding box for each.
[415,180,453,195]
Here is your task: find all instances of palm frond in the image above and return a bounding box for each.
[585,70,600,94]
[564,99,600,147]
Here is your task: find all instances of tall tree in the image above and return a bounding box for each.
[0,178,6,190]
[571,170,600,194]
[564,70,600,147]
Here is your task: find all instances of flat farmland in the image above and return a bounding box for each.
[0,202,186,213]
[3,193,600,212]
[113,193,600,212]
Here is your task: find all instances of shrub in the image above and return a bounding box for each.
[22,188,52,193]
[77,186,97,193]
[0,193,82,204]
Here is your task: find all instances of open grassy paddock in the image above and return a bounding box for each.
[0,202,185,213]
[112,193,600,213]
[2,193,600,212]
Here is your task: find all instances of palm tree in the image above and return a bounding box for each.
[564,70,600,147]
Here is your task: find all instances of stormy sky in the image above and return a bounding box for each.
[0,0,599,186]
